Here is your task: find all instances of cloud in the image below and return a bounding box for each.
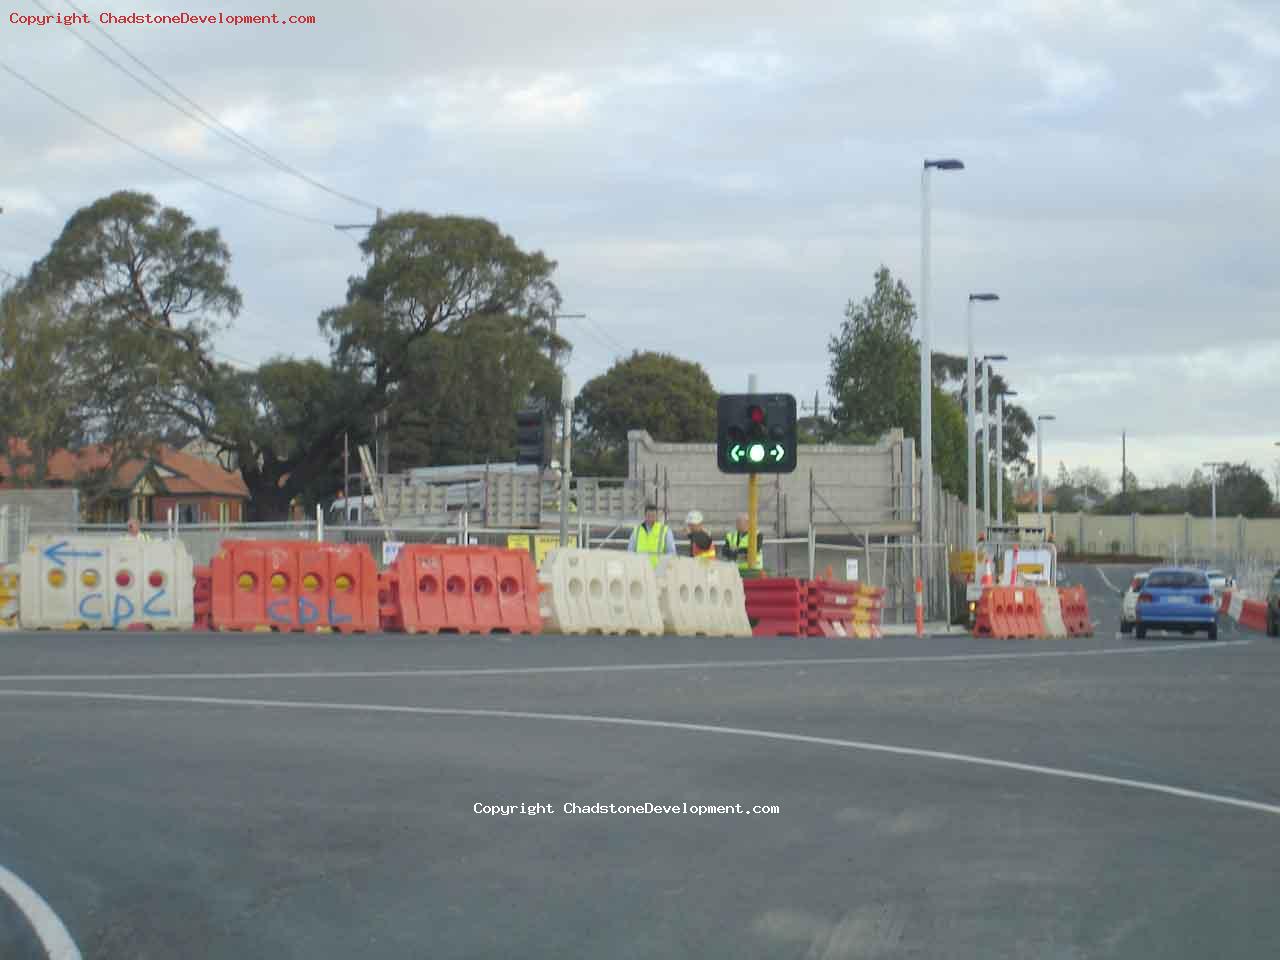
[2,0,1278,488]
[1223,7,1280,58]
[1181,63,1262,114]
[1019,43,1112,109]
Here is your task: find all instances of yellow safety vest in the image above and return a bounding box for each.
[725,530,763,571]
[633,522,668,568]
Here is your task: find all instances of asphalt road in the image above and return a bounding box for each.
[0,565,1277,959]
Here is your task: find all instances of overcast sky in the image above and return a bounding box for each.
[3,0,1279,490]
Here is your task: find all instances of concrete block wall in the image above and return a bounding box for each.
[628,429,909,538]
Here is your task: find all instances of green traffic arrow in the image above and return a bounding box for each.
[729,444,744,463]
[771,444,785,461]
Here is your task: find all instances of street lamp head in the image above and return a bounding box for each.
[1002,389,1019,398]
[981,353,1008,363]
[925,158,965,170]
[1037,414,1056,423]
[969,292,1000,302]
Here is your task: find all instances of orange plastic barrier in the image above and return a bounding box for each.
[381,545,541,635]
[1239,598,1268,633]
[193,565,212,631]
[210,541,380,633]
[1060,586,1094,637]
[973,586,1046,639]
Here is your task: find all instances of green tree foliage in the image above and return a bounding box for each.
[0,289,83,484]
[177,359,369,520]
[825,266,1020,503]
[1188,463,1273,518]
[320,212,561,397]
[389,313,562,468]
[828,267,917,441]
[206,212,562,516]
[574,352,718,476]
[13,191,240,507]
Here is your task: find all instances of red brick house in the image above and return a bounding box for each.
[0,441,249,523]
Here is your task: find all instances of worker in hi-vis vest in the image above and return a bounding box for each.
[685,510,717,560]
[628,503,676,567]
[723,512,763,572]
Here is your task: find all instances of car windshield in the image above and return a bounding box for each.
[1146,571,1208,589]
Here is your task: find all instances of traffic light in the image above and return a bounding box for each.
[515,408,547,466]
[716,393,798,474]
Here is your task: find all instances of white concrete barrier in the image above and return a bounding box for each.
[537,548,664,636]
[20,536,195,630]
[1036,587,1069,639]
[655,557,751,637]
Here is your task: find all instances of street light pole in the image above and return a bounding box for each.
[1203,460,1227,566]
[980,354,1007,532]
[967,293,999,550]
[1036,414,1057,515]
[997,389,1018,525]
[919,157,964,556]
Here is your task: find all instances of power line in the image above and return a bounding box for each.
[583,314,628,355]
[558,313,627,357]
[1,60,335,227]
[52,0,380,213]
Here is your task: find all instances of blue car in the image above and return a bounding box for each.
[1135,567,1218,640]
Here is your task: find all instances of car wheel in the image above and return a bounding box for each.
[1208,622,1218,641]
[1268,615,1278,638]
[1135,624,1147,640]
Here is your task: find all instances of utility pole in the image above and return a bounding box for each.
[335,208,386,479]
[1122,431,1127,495]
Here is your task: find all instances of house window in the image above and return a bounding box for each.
[178,503,199,524]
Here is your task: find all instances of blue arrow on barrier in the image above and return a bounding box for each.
[43,540,104,567]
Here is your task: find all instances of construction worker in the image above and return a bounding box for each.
[685,510,717,560]
[628,503,675,567]
[124,517,150,542]
[723,513,763,573]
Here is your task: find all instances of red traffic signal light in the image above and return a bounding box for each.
[748,405,765,425]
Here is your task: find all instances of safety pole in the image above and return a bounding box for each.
[915,577,924,637]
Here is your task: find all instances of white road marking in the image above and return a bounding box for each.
[2,688,1279,819]
[1095,567,1123,595]
[0,864,82,960]
[0,640,1253,683]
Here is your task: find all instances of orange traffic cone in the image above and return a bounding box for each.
[979,553,993,588]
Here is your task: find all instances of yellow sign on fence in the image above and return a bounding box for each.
[506,533,577,567]
[534,534,576,567]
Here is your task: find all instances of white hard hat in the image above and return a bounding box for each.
[685,510,704,526]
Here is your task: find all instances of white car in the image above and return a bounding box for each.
[1120,571,1150,635]
[1205,570,1233,594]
